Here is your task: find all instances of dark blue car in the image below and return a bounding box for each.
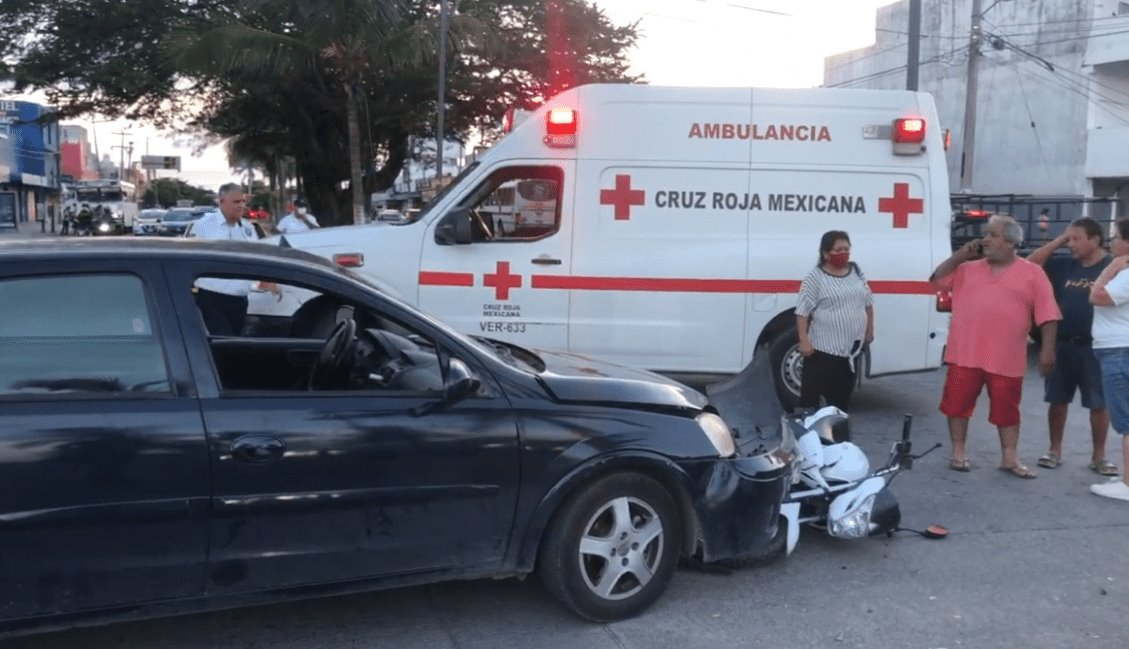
[0,239,790,636]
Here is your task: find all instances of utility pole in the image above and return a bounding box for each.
[959,0,983,191]
[436,0,449,184]
[906,0,921,91]
[112,129,131,180]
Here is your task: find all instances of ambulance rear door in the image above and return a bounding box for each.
[419,161,576,351]
[746,88,940,377]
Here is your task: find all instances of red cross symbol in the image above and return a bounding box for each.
[599,174,646,220]
[483,261,522,301]
[878,182,924,229]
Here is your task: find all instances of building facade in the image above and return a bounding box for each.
[61,125,100,182]
[824,0,1129,217]
[0,99,61,229]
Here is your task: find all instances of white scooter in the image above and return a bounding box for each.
[776,406,942,555]
[706,352,944,559]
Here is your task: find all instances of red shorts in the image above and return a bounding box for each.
[939,364,1024,427]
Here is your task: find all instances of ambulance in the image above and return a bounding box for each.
[277,84,953,408]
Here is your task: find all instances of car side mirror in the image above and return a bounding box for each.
[435,207,473,245]
[409,358,480,417]
[444,358,481,402]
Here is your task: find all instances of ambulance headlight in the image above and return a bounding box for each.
[696,413,736,458]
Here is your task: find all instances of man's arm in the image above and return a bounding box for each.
[930,240,980,285]
[1027,232,1068,267]
[1091,256,1129,306]
[1037,319,1058,376]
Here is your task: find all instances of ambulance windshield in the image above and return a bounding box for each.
[412,162,480,223]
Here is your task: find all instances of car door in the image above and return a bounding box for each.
[419,163,575,351]
[165,259,522,595]
[0,260,209,621]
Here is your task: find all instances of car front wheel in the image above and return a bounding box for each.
[538,472,681,622]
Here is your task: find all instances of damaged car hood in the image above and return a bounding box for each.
[534,350,708,411]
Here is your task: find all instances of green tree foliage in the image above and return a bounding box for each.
[142,177,216,208]
[1,0,639,225]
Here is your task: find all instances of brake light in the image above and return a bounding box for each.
[936,289,952,312]
[892,117,926,155]
[964,210,990,218]
[544,107,578,148]
[943,128,952,151]
[333,253,364,268]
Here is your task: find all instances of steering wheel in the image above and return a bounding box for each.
[308,318,358,389]
[470,209,494,241]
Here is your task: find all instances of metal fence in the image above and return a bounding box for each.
[949,194,1119,253]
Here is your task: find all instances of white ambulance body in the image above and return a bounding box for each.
[280,84,952,406]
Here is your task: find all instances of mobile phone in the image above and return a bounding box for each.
[974,242,984,256]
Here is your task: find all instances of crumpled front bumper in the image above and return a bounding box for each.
[680,452,791,563]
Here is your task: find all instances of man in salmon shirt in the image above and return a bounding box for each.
[930,214,1061,479]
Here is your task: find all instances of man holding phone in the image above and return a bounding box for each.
[930,214,1061,479]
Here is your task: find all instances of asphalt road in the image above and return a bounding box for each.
[5,321,1128,648]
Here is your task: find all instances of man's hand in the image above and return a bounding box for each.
[957,239,983,261]
[1038,346,1056,377]
[799,339,814,357]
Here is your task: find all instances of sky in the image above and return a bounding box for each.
[29,0,896,188]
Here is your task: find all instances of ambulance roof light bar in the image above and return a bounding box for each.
[544,107,578,148]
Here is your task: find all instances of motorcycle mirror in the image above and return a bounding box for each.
[894,524,949,540]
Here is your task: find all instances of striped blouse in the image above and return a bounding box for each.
[795,265,873,358]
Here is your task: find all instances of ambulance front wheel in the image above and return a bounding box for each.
[767,329,803,412]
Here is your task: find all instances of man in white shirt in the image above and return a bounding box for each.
[276,198,320,234]
[193,183,263,335]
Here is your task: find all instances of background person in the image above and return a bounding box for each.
[277,198,320,234]
[192,183,263,335]
[1089,219,1129,502]
[1026,218,1116,475]
[795,230,874,442]
[930,214,1060,479]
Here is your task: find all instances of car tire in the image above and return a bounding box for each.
[768,328,802,412]
[538,472,681,622]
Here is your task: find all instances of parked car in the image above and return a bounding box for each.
[156,207,202,236]
[133,208,167,236]
[0,238,790,636]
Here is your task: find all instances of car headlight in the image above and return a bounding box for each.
[696,412,736,458]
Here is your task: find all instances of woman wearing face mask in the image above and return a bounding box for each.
[794,230,875,440]
[276,198,321,234]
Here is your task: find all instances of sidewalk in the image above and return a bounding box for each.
[0,227,62,240]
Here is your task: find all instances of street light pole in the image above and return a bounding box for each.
[436,0,449,184]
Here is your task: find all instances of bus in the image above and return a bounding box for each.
[72,179,139,234]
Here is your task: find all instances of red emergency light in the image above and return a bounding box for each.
[936,289,952,313]
[503,107,516,133]
[964,209,990,218]
[332,252,365,268]
[544,107,579,148]
[891,117,926,155]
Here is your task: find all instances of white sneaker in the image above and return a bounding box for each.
[1090,480,1129,502]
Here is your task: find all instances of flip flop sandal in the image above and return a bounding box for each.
[999,464,1037,479]
[949,457,972,472]
[1037,453,1061,469]
[1088,460,1119,477]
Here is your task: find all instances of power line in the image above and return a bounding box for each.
[1010,64,1055,186]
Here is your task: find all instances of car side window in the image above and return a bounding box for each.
[458,166,564,242]
[193,274,444,395]
[0,274,171,397]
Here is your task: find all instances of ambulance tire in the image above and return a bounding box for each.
[768,329,802,413]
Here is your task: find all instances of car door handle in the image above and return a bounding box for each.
[531,256,562,265]
[230,434,286,464]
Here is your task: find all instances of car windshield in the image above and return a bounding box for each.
[163,209,196,222]
[139,210,166,219]
[339,265,543,370]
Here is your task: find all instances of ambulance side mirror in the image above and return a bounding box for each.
[435,208,474,245]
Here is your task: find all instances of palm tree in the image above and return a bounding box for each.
[170,0,440,225]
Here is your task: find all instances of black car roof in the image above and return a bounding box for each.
[0,238,341,275]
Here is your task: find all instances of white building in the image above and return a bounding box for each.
[371,138,465,212]
[824,0,1129,216]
